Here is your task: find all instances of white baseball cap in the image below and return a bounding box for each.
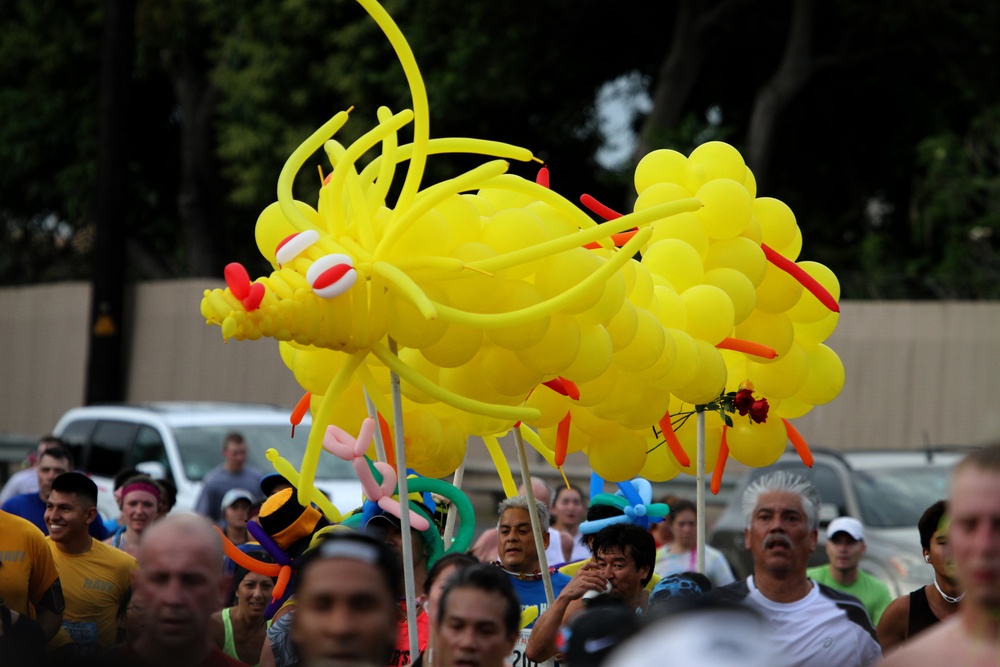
[220,488,255,513]
[826,516,864,541]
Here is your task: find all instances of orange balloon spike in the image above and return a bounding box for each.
[377,413,395,467]
[555,411,571,467]
[716,337,778,359]
[536,166,550,188]
[272,564,293,601]
[213,526,282,576]
[542,377,580,401]
[579,193,623,220]
[711,427,730,495]
[583,230,637,250]
[658,413,691,468]
[761,244,840,313]
[783,418,814,467]
[290,392,311,438]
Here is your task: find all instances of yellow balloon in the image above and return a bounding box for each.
[735,310,794,361]
[480,208,549,279]
[524,384,572,428]
[516,313,581,376]
[638,326,678,382]
[719,349,748,393]
[534,248,606,314]
[777,225,803,261]
[672,340,727,405]
[484,280,550,350]
[775,396,814,419]
[635,182,693,215]
[438,358,507,407]
[589,369,646,421]
[575,365,619,407]
[796,344,845,405]
[397,348,440,404]
[479,345,542,398]
[753,197,797,251]
[605,300,639,351]
[740,215,763,244]
[436,194,482,249]
[794,311,840,346]
[704,237,767,287]
[641,239,704,293]
[681,284,735,346]
[695,179,752,240]
[726,416,787,468]
[477,186,537,210]
[652,284,686,330]
[743,167,758,200]
[754,261,805,314]
[660,329,699,389]
[443,242,507,310]
[386,208,451,261]
[561,323,614,383]
[786,262,841,324]
[255,201,323,265]
[703,267,756,325]
[635,149,688,194]
[386,283,450,349]
[647,212,709,260]
[586,426,647,482]
[613,309,666,372]
[688,141,748,183]
[639,437,682,482]
[421,323,482,368]
[625,259,655,309]
[619,381,672,430]
[747,342,808,399]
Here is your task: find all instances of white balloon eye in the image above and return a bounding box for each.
[307,254,357,299]
[275,230,321,265]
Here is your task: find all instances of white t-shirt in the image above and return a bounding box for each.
[654,543,736,587]
[740,575,882,667]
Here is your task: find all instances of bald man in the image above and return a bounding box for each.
[110,513,242,666]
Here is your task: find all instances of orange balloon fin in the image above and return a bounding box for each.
[377,412,395,468]
[716,337,777,360]
[583,231,637,250]
[536,166,550,188]
[783,418,814,467]
[542,377,580,401]
[711,427,730,495]
[555,411,571,467]
[213,526,282,576]
[579,194,623,220]
[761,244,840,313]
[658,413,690,468]
[290,392,311,438]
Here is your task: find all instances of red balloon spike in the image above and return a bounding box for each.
[783,418,814,467]
[542,377,580,401]
[760,244,840,313]
[555,412,571,467]
[536,166,550,188]
[658,413,690,468]
[583,230,638,250]
[716,337,778,359]
[290,392,311,438]
[242,282,265,311]
[377,413,395,468]
[579,194,623,220]
[711,427,730,495]
[224,262,251,301]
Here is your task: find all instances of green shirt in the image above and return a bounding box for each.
[807,565,893,624]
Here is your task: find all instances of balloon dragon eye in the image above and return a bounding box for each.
[306,253,357,299]
[275,230,321,266]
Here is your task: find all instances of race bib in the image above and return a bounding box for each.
[505,628,554,667]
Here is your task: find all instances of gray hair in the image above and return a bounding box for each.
[497,495,550,528]
[742,471,820,531]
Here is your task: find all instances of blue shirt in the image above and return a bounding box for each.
[1,492,109,540]
[508,570,571,629]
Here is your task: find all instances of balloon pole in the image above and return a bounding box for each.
[513,427,555,605]
[442,455,466,547]
[364,389,388,463]
[389,339,419,659]
[696,411,706,574]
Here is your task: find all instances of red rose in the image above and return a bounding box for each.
[749,398,769,424]
[733,388,755,416]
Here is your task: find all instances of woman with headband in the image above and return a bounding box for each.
[104,474,160,558]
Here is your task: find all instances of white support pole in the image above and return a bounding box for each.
[363,389,388,463]
[513,427,555,605]
[389,340,419,659]
[696,411,706,574]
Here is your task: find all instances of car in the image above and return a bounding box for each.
[707,448,967,598]
[53,402,364,521]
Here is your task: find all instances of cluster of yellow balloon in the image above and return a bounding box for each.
[200,0,843,495]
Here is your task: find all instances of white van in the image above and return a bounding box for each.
[53,402,363,520]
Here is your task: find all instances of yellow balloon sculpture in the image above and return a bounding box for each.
[201,0,845,494]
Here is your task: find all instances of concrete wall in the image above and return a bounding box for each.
[1,281,997,464]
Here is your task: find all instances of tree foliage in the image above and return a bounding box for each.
[1,0,998,297]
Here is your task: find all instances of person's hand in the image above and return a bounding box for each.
[559,559,608,601]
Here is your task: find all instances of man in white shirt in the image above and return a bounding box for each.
[703,471,881,667]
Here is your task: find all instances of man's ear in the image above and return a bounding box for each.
[859,541,867,556]
[84,505,97,526]
[808,529,818,553]
[744,527,751,551]
[542,529,550,549]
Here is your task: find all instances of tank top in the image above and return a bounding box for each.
[907,586,939,638]
[222,607,271,666]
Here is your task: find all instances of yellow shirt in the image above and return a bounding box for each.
[0,510,60,618]
[46,537,137,653]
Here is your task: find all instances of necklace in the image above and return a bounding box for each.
[495,563,545,581]
[933,578,964,604]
